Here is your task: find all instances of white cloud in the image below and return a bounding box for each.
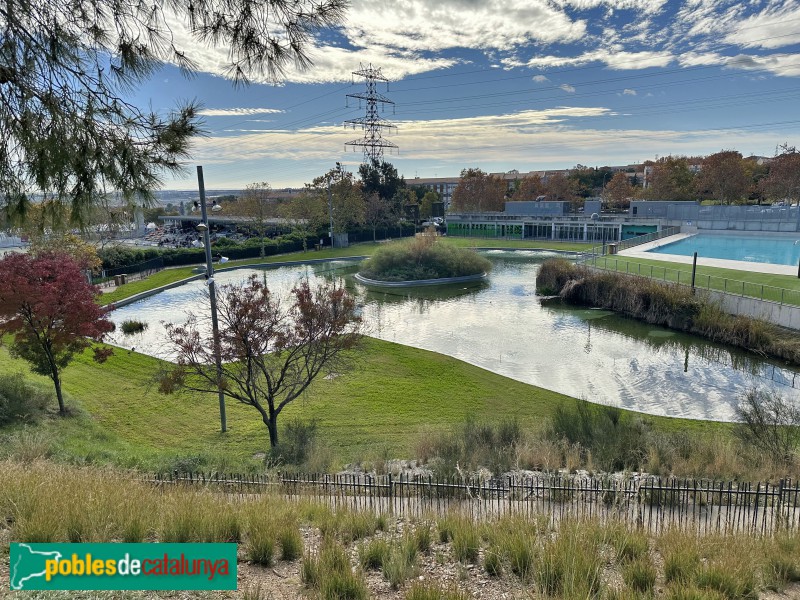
[198,108,284,117]
[523,49,673,70]
[532,75,550,83]
[552,0,668,14]
[723,3,800,50]
[181,108,792,189]
[623,88,637,95]
[678,50,800,77]
[191,106,613,164]
[559,84,577,93]
[344,0,587,54]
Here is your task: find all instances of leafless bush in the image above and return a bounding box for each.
[735,388,800,464]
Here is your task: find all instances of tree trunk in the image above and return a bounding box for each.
[52,368,66,415]
[264,413,279,447]
[44,348,66,415]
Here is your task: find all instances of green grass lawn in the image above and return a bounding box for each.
[592,255,800,306]
[99,238,592,305]
[0,336,727,473]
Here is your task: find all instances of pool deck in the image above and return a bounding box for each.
[618,233,800,276]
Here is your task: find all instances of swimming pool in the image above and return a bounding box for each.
[650,233,800,266]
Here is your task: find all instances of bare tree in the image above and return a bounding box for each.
[236,182,274,257]
[160,275,362,447]
[364,193,393,241]
[735,388,800,464]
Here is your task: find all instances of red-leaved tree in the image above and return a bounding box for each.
[0,253,114,414]
[160,275,362,448]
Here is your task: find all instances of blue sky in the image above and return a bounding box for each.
[135,0,800,190]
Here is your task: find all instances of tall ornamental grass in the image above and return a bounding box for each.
[359,235,491,282]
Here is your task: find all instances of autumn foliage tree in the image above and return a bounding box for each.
[762,145,800,204]
[642,156,696,201]
[160,276,362,448]
[695,150,748,205]
[603,173,634,209]
[0,253,113,414]
[450,168,506,212]
[511,174,545,201]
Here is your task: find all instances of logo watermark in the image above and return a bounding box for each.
[9,543,237,591]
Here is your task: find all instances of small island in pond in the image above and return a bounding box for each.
[356,234,491,287]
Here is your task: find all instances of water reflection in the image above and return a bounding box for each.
[105,252,800,422]
[539,297,800,391]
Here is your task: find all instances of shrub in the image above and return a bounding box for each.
[271,418,319,467]
[664,546,700,585]
[451,521,480,563]
[483,546,503,577]
[404,582,470,600]
[413,523,433,554]
[359,237,491,281]
[120,319,148,335]
[0,373,52,424]
[735,388,800,464]
[303,542,368,600]
[623,557,657,593]
[548,399,650,471]
[359,539,389,570]
[278,526,304,561]
[695,565,757,600]
[383,540,417,589]
[535,258,580,295]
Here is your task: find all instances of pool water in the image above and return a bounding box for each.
[651,233,800,266]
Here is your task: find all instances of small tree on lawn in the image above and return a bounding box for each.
[160,275,362,448]
[0,253,114,414]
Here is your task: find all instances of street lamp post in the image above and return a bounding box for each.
[196,165,227,434]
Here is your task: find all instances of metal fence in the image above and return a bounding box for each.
[149,472,800,536]
[589,256,800,307]
[92,257,165,285]
[578,227,800,307]
[582,226,681,259]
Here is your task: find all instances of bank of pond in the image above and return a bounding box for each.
[536,258,800,367]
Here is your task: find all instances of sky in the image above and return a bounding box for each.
[134,0,800,190]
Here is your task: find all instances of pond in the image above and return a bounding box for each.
[106,250,800,421]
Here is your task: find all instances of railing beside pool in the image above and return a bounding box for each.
[580,226,682,264]
[587,256,800,307]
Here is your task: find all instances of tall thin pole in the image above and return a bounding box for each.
[328,177,334,248]
[197,166,227,433]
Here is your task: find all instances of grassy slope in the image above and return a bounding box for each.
[2,236,730,472]
[0,336,726,472]
[99,238,591,305]
[593,255,800,304]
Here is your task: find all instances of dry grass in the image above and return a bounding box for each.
[2,461,800,599]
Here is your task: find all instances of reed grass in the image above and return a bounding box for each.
[536,258,800,364]
[2,461,799,600]
[358,235,491,282]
